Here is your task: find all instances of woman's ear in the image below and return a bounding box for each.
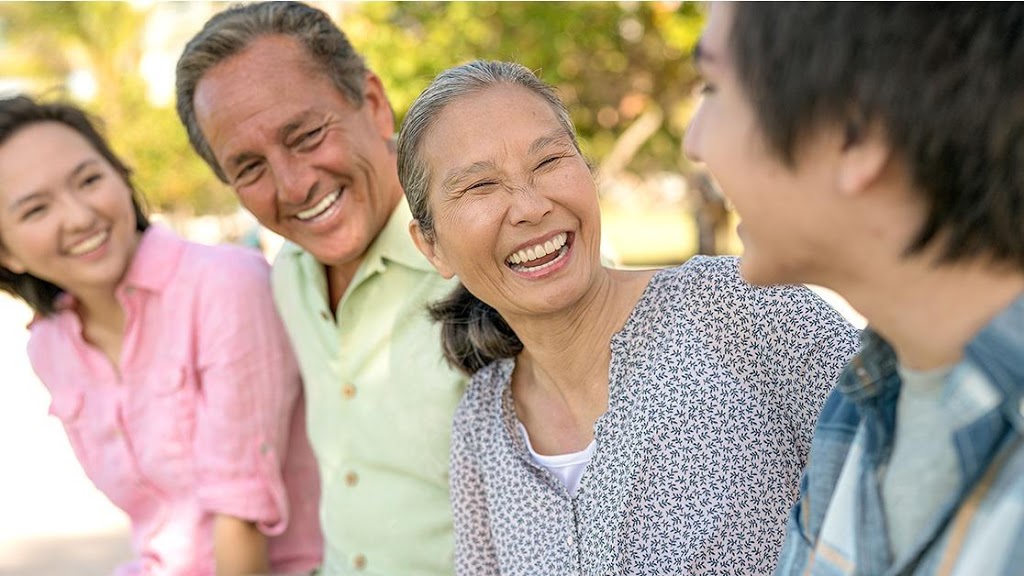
[409,219,455,279]
[0,245,26,275]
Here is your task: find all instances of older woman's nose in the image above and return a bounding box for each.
[508,185,553,226]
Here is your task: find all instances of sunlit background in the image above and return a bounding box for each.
[0,3,861,574]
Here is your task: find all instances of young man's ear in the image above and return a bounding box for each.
[409,219,455,279]
[837,120,892,197]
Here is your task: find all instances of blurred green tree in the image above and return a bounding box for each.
[0,1,236,215]
[0,1,708,234]
[346,1,705,180]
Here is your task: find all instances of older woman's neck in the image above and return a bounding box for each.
[512,267,655,391]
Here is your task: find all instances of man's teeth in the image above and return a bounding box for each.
[296,190,340,221]
[507,232,568,265]
[67,231,108,256]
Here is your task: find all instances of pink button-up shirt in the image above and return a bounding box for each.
[27,225,322,576]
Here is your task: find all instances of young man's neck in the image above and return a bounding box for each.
[840,256,1024,370]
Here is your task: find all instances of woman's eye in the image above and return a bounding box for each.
[537,155,564,170]
[80,173,103,187]
[465,180,496,192]
[699,82,716,95]
[20,204,46,221]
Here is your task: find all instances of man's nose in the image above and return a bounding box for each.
[272,159,318,205]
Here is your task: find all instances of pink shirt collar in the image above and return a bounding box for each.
[45,224,186,318]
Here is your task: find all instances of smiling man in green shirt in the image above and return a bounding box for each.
[175,2,466,574]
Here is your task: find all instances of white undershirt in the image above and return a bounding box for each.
[517,422,596,497]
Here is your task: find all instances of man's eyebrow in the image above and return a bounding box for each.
[277,111,318,143]
[223,112,319,174]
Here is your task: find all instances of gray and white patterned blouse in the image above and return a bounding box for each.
[450,256,861,575]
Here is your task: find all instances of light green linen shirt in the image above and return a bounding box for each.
[270,199,466,575]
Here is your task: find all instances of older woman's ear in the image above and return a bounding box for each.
[409,219,456,280]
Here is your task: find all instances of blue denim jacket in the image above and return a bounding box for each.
[775,296,1024,576]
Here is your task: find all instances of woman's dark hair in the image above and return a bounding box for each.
[429,284,523,376]
[730,3,1024,269]
[0,96,149,315]
[398,60,581,375]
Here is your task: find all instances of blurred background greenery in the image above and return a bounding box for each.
[0,1,738,265]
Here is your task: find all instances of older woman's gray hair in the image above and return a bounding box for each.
[396,60,582,375]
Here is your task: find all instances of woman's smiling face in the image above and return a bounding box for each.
[415,84,604,319]
[0,121,140,297]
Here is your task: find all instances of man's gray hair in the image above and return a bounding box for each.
[175,1,367,182]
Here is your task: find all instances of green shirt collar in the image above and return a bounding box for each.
[277,197,435,278]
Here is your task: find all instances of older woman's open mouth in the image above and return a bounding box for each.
[505,232,571,272]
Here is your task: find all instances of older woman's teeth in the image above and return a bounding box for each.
[507,232,568,266]
[296,190,340,221]
[67,230,109,256]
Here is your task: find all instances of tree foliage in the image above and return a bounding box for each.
[346,1,704,176]
[0,1,706,216]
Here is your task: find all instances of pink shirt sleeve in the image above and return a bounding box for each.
[190,249,303,535]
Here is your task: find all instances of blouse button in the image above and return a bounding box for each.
[351,553,367,570]
[344,470,359,486]
[341,383,357,399]
[567,534,574,546]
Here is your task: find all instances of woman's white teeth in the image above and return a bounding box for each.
[508,232,568,266]
[296,190,340,221]
[67,231,108,256]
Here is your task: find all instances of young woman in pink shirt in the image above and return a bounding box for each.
[0,96,323,575]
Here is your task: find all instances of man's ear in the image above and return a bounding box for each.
[409,219,455,279]
[837,121,892,197]
[363,72,396,141]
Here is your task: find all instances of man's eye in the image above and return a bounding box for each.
[296,126,326,150]
[235,162,262,184]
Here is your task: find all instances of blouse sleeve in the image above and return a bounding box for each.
[191,249,304,535]
[450,408,501,576]
[786,294,861,463]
